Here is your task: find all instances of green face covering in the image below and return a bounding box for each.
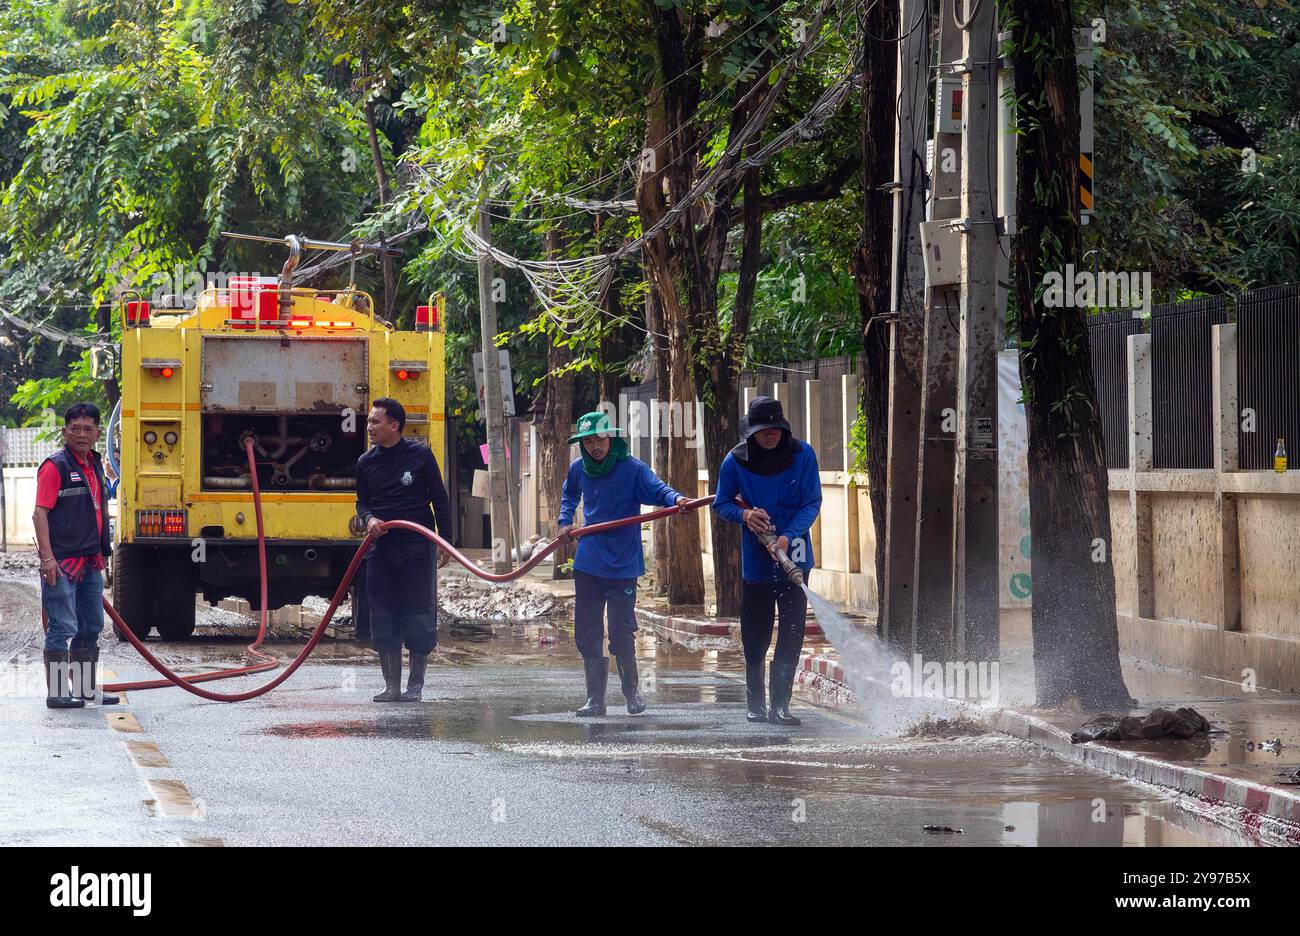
[580,436,629,478]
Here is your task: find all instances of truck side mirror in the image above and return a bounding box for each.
[90,347,115,380]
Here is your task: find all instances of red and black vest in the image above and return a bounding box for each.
[40,447,112,560]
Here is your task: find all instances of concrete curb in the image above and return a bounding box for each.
[633,606,823,642]
[633,606,733,639]
[987,706,1300,845]
[792,650,1300,846]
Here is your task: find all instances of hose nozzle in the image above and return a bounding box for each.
[735,494,804,587]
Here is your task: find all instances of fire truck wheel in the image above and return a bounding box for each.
[111,544,157,639]
[153,554,198,641]
[112,545,197,641]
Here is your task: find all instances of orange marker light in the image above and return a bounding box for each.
[154,367,174,379]
[396,370,409,381]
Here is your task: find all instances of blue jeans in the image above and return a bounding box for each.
[42,568,105,653]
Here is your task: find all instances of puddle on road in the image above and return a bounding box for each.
[73,593,1277,848]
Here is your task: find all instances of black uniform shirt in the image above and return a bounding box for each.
[355,438,453,544]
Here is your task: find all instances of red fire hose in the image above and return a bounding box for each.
[100,437,713,702]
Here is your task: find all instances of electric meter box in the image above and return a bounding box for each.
[936,75,963,134]
[919,220,962,290]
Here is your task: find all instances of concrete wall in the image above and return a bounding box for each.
[3,466,39,547]
[1109,325,1300,691]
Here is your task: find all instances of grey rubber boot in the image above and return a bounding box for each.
[44,651,85,710]
[400,652,428,702]
[745,662,768,722]
[767,661,801,726]
[372,647,403,702]
[71,646,118,705]
[575,657,608,717]
[616,656,645,715]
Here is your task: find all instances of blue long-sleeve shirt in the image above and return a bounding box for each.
[558,457,685,579]
[713,439,822,583]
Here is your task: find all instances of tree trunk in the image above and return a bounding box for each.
[636,76,705,607]
[1008,0,1131,709]
[853,0,898,607]
[598,276,623,404]
[705,159,762,617]
[538,228,575,578]
[646,285,671,598]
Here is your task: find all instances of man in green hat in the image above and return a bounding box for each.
[557,410,690,717]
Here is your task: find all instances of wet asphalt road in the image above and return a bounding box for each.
[0,576,1260,847]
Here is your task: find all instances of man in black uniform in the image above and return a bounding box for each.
[355,398,452,703]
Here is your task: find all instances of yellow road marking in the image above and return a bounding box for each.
[124,741,171,768]
[145,779,203,819]
[106,712,142,733]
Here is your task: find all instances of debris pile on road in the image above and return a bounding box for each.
[0,552,41,574]
[438,579,557,622]
[1070,706,1221,744]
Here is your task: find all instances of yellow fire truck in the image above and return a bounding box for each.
[111,234,445,639]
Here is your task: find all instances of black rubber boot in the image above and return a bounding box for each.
[768,661,801,726]
[575,657,608,717]
[616,656,645,715]
[745,662,768,722]
[72,646,119,705]
[400,651,428,702]
[372,647,403,703]
[44,651,84,710]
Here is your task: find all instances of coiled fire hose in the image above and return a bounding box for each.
[99,436,714,702]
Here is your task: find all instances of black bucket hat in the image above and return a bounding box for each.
[741,395,792,440]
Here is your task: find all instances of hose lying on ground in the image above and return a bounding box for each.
[101,439,713,702]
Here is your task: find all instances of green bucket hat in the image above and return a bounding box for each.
[567,410,626,444]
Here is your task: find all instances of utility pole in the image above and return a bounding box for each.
[880,0,930,651]
[477,194,513,573]
[952,0,1000,661]
[911,0,964,661]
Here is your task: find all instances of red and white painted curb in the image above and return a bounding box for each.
[799,652,848,687]
[634,607,823,642]
[633,607,732,639]
[986,707,1300,845]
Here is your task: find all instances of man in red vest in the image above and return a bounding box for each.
[33,402,118,709]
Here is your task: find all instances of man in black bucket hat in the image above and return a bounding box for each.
[713,396,822,725]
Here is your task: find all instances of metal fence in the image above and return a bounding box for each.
[1237,283,1300,470]
[1087,311,1145,469]
[1088,282,1300,471]
[1,426,110,466]
[1151,296,1230,469]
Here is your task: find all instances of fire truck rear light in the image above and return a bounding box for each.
[396,369,409,381]
[323,321,354,329]
[160,367,174,378]
[289,318,313,328]
[125,301,151,327]
[137,509,187,538]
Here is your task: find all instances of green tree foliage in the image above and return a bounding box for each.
[1081,0,1300,294]
[0,0,374,418]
